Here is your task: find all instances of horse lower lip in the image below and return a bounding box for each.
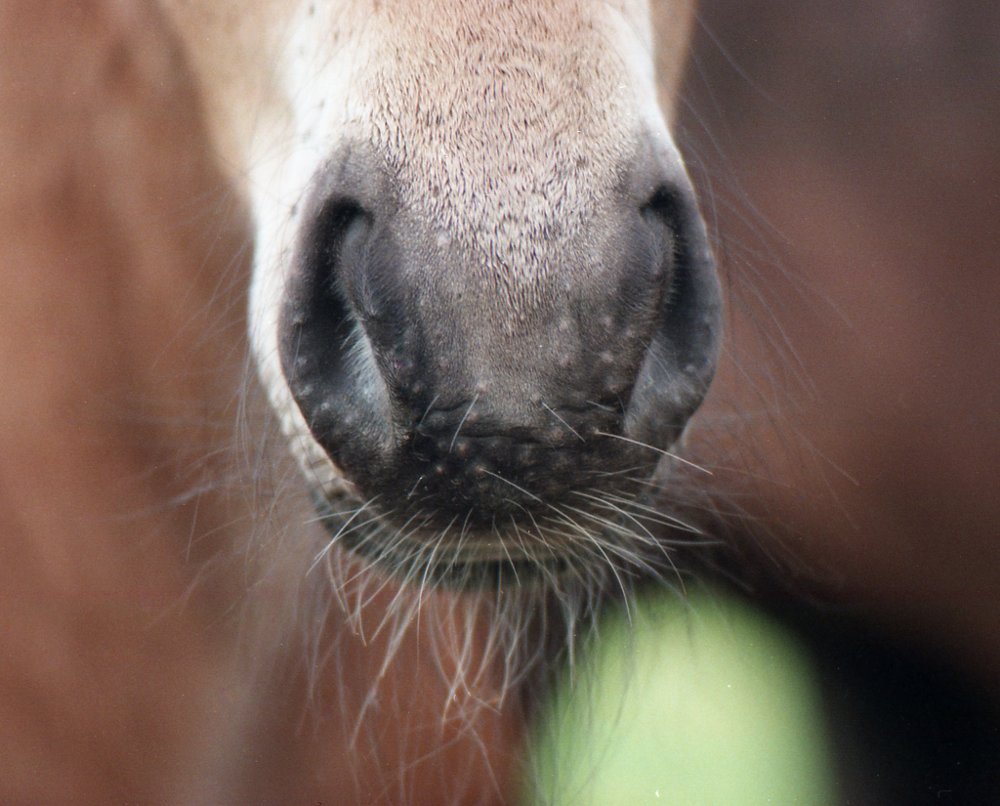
[307,470,672,590]
[311,491,572,587]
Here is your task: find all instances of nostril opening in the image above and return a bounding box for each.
[639,185,683,284]
[318,198,368,242]
[310,198,370,301]
[279,191,400,478]
[640,185,682,223]
[623,178,722,452]
[292,200,373,364]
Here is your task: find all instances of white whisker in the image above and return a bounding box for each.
[541,401,584,441]
[594,430,714,475]
[449,393,479,452]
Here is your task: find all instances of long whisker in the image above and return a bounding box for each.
[480,468,544,504]
[309,497,383,572]
[449,393,479,452]
[594,430,713,475]
[571,493,687,592]
[541,401,584,441]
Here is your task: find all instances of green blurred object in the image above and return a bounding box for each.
[527,587,837,805]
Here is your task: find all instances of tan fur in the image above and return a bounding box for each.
[163,1,696,175]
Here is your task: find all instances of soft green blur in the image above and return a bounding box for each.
[527,587,837,805]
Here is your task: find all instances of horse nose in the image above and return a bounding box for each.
[278,142,721,519]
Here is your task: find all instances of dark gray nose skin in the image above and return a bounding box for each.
[279,141,720,531]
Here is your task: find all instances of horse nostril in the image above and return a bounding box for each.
[292,196,371,327]
[624,180,722,451]
[319,199,369,253]
[308,199,376,318]
[639,185,681,281]
[278,192,399,480]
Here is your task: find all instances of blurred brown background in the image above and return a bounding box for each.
[684,1,1000,699]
